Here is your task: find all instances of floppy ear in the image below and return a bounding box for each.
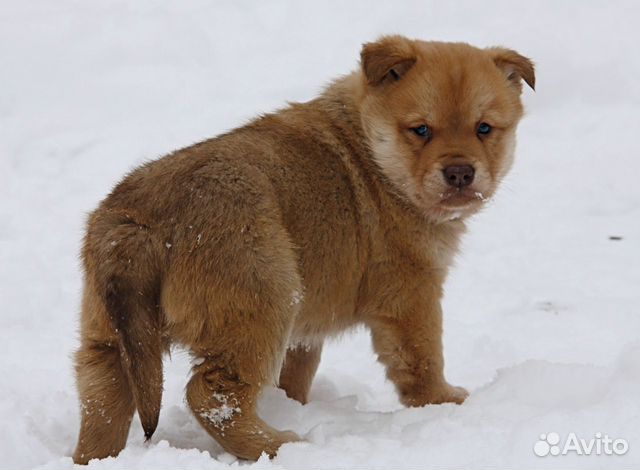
[360,35,417,86]
[487,47,535,91]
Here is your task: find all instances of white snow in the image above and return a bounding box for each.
[200,394,241,430]
[290,290,304,306]
[473,192,488,201]
[1,1,639,468]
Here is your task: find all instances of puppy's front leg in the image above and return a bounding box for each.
[366,294,467,407]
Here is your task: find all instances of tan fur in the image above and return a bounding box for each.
[73,36,534,463]
[279,343,323,404]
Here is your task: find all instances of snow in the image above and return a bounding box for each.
[199,393,242,430]
[1,1,639,468]
[290,290,304,306]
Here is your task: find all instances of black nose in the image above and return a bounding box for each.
[443,165,475,188]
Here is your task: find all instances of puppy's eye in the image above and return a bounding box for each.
[411,125,432,140]
[477,122,492,136]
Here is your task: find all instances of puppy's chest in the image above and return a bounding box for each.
[409,219,464,261]
[420,226,462,271]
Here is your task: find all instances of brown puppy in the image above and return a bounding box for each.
[73,35,534,463]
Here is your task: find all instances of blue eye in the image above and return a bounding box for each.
[477,122,492,136]
[412,125,431,139]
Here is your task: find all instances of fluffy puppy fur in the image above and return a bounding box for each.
[73,35,534,463]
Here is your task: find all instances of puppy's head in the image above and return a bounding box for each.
[358,36,534,222]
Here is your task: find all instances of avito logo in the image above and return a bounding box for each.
[534,432,629,457]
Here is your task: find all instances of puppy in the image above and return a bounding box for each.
[73,35,534,463]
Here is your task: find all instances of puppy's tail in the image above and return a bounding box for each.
[104,274,163,440]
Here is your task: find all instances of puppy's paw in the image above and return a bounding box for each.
[435,384,468,405]
[261,429,301,459]
[401,383,469,407]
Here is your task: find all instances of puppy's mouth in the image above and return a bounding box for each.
[418,169,493,222]
[438,187,488,209]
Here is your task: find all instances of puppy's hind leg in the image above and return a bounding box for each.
[279,343,323,404]
[73,285,136,464]
[74,341,135,464]
[186,301,301,460]
[187,359,299,460]
[183,244,302,459]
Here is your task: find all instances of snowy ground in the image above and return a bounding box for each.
[1,1,639,468]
